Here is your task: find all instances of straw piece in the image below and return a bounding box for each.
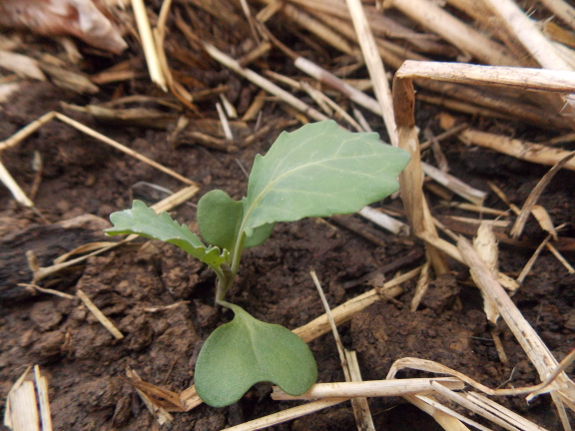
[531,205,558,241]
[358,206,410,236]
[54,113,196,184]
[0,158,34,207]
[509,150,575,237]
[390,0,520,66]
[310,270,375,431]
[393,78,449,275]
[0,111,56,152]
[222,399,349,431]
[131,0,167,90]
[0,50,46,81]
[539,0,575,31]
[457,237,575,422]
[403,394,472,431]
[421,162,486,206]
[517,235,552,284]
[126,369,172,425]
[461,129,575,172]
[473,223,500,324]
[410,260,431,312]
[76,289,124,340]
[294,266,419,343]
[272,377,464,400]
[295,56,382,115]
[345,0,397,146]
[485,0,572,72]
[34,366,53,431]
[8,381,39,431]
[203,42,329,122]
[396,61,575,92]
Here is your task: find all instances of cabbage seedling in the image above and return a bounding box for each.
[105,120,410,407]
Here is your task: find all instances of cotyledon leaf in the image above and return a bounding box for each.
[105,200,228,268]
[194,302,317,407]
[242,120,411,236]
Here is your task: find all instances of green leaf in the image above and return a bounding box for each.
[242,120,410,236]
[198,190,275,250]
[105,200,228,268]
[195,303,317,407]
[197,190,243,251]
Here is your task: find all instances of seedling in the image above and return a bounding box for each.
[105,120,410,407]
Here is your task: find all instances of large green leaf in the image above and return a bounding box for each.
[105,200,228,268]
[242,120,411,236]
[198,190,275,250]
[195,303,317,407]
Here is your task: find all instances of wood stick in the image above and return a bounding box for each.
[389,0,520,66]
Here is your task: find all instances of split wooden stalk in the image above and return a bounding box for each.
[393,76,449,275]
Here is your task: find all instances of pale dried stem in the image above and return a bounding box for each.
[457,237,575,427]
[257,0,358,55]
[273,377,464,400]
[0,158,34,207]
[509,150,575,236]
[539,0,575,31]
[345,0,397,146]
[410,260,431,311]
[421,162,486,206]
[396,61,575,91]
[76,289,124,340]
[294,266,420,342]
[517,234,553,284]
[483,0,575,117]
[131,0,166,90]
[461,129,575,172]
[222,398,349,431]
[54,113,195,184]
[310,270,375,431]
[34,365,53,431]
[358,206,410,236]
[203,43,329,122]
[389,0,520,66]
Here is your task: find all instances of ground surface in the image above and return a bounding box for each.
[1,81,574,430]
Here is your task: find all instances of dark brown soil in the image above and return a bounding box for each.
[1,81,574,431]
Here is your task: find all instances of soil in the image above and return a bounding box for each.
[1,80,575,431]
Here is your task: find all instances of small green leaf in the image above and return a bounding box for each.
[198,190,275,250]
[195,303,317,407]
[242,120,410,236]
[105,200,227,268]
[198,190,243,251]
